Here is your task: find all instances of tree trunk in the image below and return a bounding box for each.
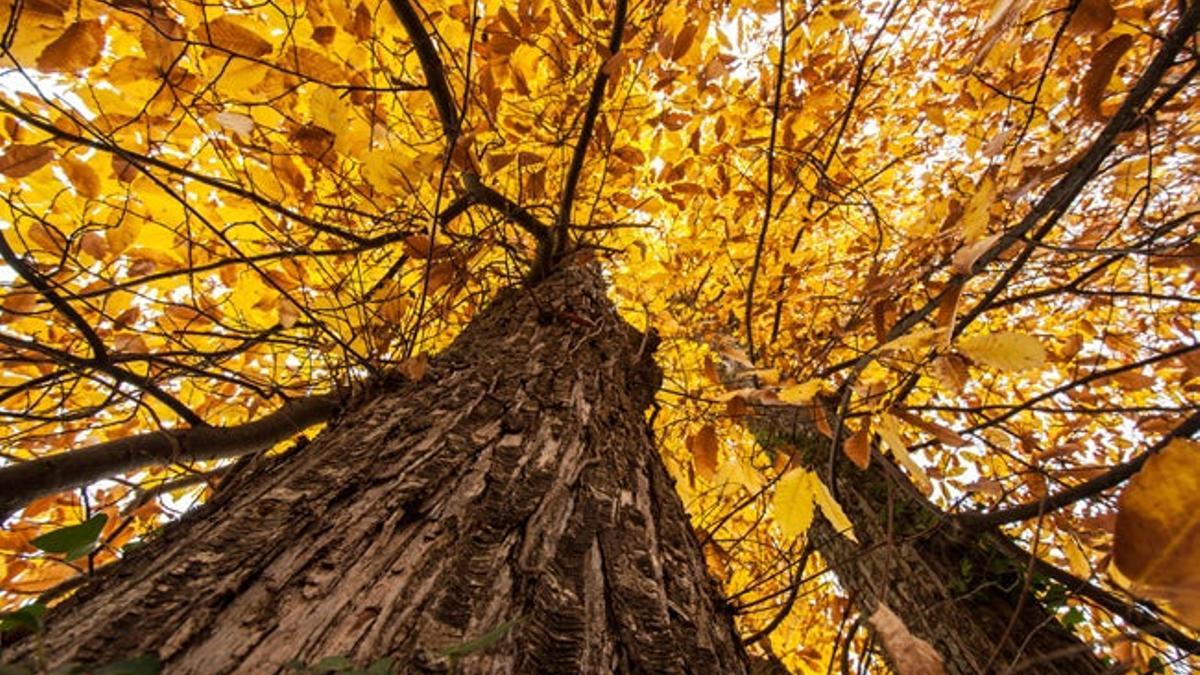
[8,266,748,674]
[749,407,1104,675]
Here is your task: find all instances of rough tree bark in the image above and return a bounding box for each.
[749,406,1104,674]
[7,266,748,674]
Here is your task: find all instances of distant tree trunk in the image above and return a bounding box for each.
[748,407,1104,674]
[9,266,748,674]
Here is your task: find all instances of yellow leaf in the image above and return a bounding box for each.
[1062,535,1091,578]
[878,413,932,495]
[958,331,1046,372]
[773,468,816,539]
[204,16,273,58]
[960,176,994,242]
[811,473,857,542]
[1114,439,1200,629]
[309,86,351,137]
[777,379,820,404]
[107,219,141,256]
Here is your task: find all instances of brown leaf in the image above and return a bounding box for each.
[0,144,54,178]
[1080,34,1133,121]
[111,155,138,183]
[688,424,719,481]
[311,25,336,46]
[1066,0,1114,35]
[349,2,373,41]
[869,604,947,675]
[37,20,105,72]
[61,156,100,198]
[844,424,871,470]
[79,232,109,260]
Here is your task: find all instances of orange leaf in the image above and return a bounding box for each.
[844,424,871,470]
[688,424,719,481]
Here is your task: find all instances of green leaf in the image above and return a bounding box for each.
[443,618,518,659]
[0,603,46,632]
[92,654,161,675]
[31,513,108,561]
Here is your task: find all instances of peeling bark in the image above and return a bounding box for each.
[9,266,747,674]
[747,406,1104,675]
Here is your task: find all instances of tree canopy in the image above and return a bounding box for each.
[0,0,1197,671]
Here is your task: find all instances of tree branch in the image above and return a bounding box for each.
[0,394,340,522]
[554,0,629,260]
[387,0,459,138]
[986,531,1200,656]
[0,228,108,363]
[959,410,1200,528]
[463,173,553,248]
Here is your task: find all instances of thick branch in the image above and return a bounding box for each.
[0,394,340,522]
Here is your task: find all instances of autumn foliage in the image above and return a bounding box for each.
[0,0,1197,670]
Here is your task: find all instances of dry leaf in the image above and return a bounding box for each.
[1081,35,1134,121]
[844,423,871,470]
[205,16,273,58]
[688,424,719,481]
[37,20,105,72]
[1066,0,1115,35]
[0,144,54,178]
[869,604,947,675]
[61,156,100,198]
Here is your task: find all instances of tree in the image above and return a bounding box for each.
[0,0,1197,672]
